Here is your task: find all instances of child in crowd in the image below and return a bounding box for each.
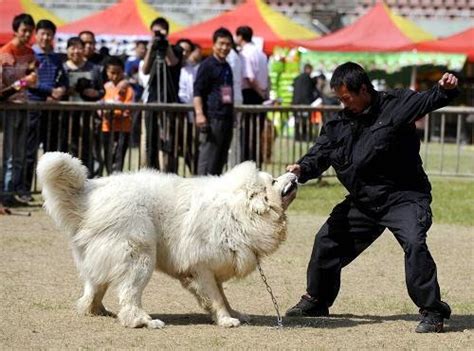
[101,56,134,174]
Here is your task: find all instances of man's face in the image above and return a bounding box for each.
[334,84,371,115]
[179,42,193,61]
[79,33,96,58]
[151,25,168,38]
[189,47,201,64]
[15,23,34,45]
[234,34,243,46]
[213,36,232,60]
[35,28,54,51]
[136,43,147,59]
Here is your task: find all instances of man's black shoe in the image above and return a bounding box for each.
[285,295,329,317]
[415,302,451,333]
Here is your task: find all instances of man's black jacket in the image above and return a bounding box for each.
[297,85,459,213]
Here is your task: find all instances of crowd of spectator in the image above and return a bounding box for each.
[0,13,277,214]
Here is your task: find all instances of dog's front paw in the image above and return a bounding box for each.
[217,316,241,328]
[231,310,251,323]
[147,319,166,329]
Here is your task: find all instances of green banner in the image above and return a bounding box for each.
[300,50,467,73]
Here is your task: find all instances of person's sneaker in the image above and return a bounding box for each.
[285,295,329,317]
[415,302,451,333]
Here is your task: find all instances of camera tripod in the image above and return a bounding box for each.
[145,51,179,172]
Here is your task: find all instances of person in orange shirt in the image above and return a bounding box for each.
[0,13,36,207]
[100,56,134,174]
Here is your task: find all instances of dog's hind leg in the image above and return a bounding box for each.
[77,281,114,317]
[116,249,164,329]
[183,269,240,328]
[217,282,251,324]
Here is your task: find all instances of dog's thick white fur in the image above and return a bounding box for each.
[37,152,297,328]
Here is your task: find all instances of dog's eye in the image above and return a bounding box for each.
[272,179,276,185]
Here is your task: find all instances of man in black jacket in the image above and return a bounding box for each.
[292,63,317,105]
[285,62,458,333]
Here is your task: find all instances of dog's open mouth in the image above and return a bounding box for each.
[281,179,298,198]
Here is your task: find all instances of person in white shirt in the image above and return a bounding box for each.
[177,42,202,174]
[178,42,201,104]
[235,26,269,166]
[226,47,243,105]
[225,46,243,166]
[236,26,268,103]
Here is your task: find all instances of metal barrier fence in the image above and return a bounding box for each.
[1,102,473,195]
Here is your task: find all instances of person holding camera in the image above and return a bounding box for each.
[193,28,234,176]
[142,17,182,172]
[63,36,104,176]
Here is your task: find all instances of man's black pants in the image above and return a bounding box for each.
[145,111,178,173]
[306,195,444,312]
[197,118,233,176]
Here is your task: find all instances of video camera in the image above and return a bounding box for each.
[75,77,98,101]
[152,30,169,58]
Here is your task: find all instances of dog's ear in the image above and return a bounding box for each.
[224,161,259,191]
[248,187,270,215]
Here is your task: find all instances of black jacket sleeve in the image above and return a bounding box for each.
[193,63,209,98]
[296,127,333,183]
[393,85,459,126]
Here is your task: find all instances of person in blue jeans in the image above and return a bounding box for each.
[24,19,68,202]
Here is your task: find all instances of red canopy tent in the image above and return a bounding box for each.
[168,0,319,55]
[410,27,474,62]
[57,0,182,39]
[292,2,434,52]
[0,0,64,45]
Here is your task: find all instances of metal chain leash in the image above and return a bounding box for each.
[257,260,283,328]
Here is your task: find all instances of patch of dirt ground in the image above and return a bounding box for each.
[1,208,473,350]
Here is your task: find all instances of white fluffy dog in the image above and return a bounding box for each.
[37,152,297,328]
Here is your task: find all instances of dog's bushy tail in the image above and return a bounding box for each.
[37,152,88,235]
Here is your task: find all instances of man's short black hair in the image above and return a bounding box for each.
[330,62,374,94]
[236,26,253,42]
[135,40,148,47]
[176,38,194,51]
[105,56,124,70]
[79,30,96,40]
[12,13,35,32]
[213,27,233,44]
[67,36,84,49]
[150,17,169,33]
[36,19,56,35]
